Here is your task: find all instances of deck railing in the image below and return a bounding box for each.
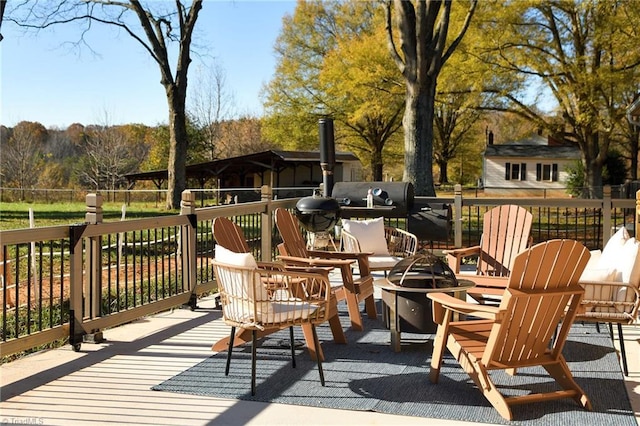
[1,185,638,358]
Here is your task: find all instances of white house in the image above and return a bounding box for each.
[482,134,581,196]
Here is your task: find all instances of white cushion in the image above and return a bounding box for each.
[264,301,318,323]
[215,245,268,301]
[341,217,389,255]
[367,255,403,270]
[598,226,629,268]
[581,267,617,282]
[615,237,640,312]
[587,228,640,313]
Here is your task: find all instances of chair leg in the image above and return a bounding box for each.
[251,329,257,396]
[311,324,325,386]
[225,326,235,376]
[289,326,296,368]
[616,323,629,376]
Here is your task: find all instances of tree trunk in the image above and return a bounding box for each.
[165,86,188,210]
[630,122,639,181]
[437,159,448,185]
[371,147,384,181]
[581,129,605,199]
[403,80,436,196]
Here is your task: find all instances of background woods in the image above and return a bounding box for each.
[2,0,640,203]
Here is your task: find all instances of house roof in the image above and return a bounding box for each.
[125,149,360,185]
[484,144,581,159]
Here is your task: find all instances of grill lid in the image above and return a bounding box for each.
[388,251,459,289]
[295,194,341,233]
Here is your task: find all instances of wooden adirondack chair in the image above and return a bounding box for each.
[274,208,377,331]
[211,217,346,360]
[428,239,591,420]
[444,204,533,302]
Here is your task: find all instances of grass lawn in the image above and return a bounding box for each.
[0,201,174,230]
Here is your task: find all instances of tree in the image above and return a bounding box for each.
[76,121,148,193]
[385,0,477,195]
[215,116,275,159]
[263,1,405,180]
[0,121,47,198]
[320,17,405,180]
[188,62,236,162]
[475,0,640,198]
[6,0,203,209]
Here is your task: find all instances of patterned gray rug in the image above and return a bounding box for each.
[152,304,635,425]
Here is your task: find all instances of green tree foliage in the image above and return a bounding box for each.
[565,150,628,197]
[475,0,640,198]
[263,1,404,180]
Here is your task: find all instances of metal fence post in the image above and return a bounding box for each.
[453,184,463,248]
[261,185,274,262]
[180,190,198,309]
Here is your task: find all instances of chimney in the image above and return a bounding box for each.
[318,118,336,197]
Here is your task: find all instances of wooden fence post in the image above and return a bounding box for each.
[602,185,612,247]
[261,185,274,262]
[180,190,198,309]
[85,193,103,325]
[453,184,463,248]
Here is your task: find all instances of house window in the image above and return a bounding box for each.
[536,163,559,182]
[505,163,526,181]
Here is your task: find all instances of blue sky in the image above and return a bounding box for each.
[0,1,297,129]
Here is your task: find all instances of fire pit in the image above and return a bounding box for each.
[376,251,475,351]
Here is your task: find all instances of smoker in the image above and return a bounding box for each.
[294,118,341,233]
[332,181,415,218]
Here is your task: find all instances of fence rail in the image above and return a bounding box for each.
[1,185,638,359]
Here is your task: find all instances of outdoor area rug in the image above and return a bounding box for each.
[152,304,636,425]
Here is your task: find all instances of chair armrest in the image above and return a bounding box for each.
[428,292,501,323]
[277,254,354,267]
[578,280,640,316]
[307,249,373,259]
[258,268,332,303]
[442,245,481,258]
[340,230,361,253]
[384,227,418,257]
[442,245,481,273]
[256,261,285,270]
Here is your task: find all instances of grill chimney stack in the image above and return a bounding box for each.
[319,118,335,197]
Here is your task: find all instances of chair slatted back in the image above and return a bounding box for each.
[275,208,310,258]
[212,217,250,253]
[483,239,589,368]
[478,205,533,277]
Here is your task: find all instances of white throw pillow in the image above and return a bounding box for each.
[342,217,390,255]
[598,226,630,268]
[614,237,640,312]
[580,267,617,282]
[215,245,268,301]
